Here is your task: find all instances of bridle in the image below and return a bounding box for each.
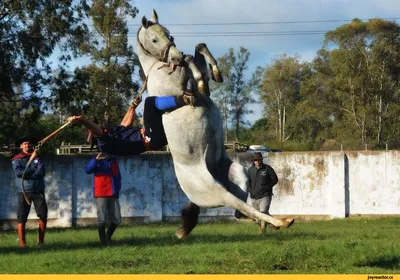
[135,24,177,98]
[136,24,176,63]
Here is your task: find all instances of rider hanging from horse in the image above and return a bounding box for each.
[67,79,197,156]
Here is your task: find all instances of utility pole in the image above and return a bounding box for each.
[224,95,228,142]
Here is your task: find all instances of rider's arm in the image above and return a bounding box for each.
[120,106,136,127]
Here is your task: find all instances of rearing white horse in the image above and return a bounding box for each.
[137,10,294,238]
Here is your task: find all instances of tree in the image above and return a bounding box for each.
[84,0,139,125]
[0,0,89,145]
[284,62,329,148]
[51,0,140,129]
[322,18,400,147]
[257,54,305,143]
[240,117,271,146]
[212,47,256,140]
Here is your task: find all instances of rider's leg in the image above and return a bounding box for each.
[153,94,192,112]
[143,97,167,150]
[142,79,196,150]
[67,116,104,137]
[153,79,196,111]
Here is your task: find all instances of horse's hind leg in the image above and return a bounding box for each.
[226,160,249,219]
[195,43,223,83]
[220,156,290,228]
[218,157,249,218]
[221,190,294,229]
[184,55,210,96]
[176,201,200,239]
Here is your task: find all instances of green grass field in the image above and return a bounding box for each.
[0,217,399,274]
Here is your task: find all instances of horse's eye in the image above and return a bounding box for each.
[152,39,158,43]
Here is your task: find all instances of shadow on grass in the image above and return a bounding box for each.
[356,256,400,269]
[0,230,325,255]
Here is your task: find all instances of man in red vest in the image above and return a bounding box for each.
[84,152,122,246]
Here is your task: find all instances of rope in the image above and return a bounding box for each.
[134,60,159,102]
[20,121,72,205]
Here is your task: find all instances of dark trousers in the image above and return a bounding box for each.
[144,96,168,150]
[247,195,272,215]
[17,192,48,223]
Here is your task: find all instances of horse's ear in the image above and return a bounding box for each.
[151,9,159,23]
[142,16,149,28]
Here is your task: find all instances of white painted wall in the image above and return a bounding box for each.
[265,152,346,218]
[345,151,400,215]
[0,151,399,228]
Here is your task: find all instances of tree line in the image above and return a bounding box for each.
[214,19,400,151]
[1,1,399,155]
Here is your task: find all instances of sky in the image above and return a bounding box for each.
[64,0,400,125]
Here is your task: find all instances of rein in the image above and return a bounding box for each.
[136,60,159,100]
[136,27,175,63]
[20,121,71,205]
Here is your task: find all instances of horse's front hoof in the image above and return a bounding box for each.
[283,218,295,228]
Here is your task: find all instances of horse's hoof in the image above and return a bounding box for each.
[283,218,295,228]
[269,224,281,231]
[176,227,188,239]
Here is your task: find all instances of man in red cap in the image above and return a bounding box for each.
[12,137,47,247]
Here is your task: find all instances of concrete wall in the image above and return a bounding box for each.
[0,151,399,229]
[266,152,346,219]
[344,151,400,215]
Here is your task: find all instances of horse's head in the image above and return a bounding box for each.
[138,10,184,66]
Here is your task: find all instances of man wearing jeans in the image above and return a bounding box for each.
[247,152,280,233]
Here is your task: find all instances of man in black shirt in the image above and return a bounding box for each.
[247,152,279,233]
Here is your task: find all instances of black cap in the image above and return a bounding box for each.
[15,137,36,146]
